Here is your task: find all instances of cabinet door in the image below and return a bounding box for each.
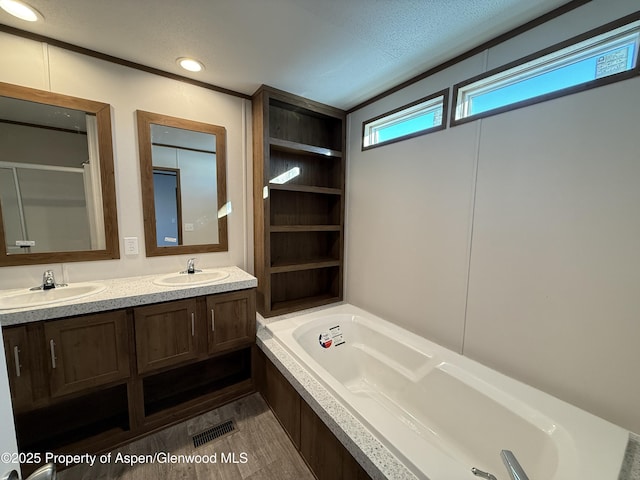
[44,311,129,398]
[134,299,198,374]
[2,326,33,409]
[300,401,344,480]
[206,289,256,354]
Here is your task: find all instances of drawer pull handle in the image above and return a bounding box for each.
[49,339,57,369]
[191,313,195,337]
[211,309,215,332]
[13,346,21,378]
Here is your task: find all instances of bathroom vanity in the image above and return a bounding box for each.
[0,267,256,474]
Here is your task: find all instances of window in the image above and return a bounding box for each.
[362,89,448,150]
[452,18,640,125]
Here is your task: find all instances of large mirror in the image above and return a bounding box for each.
[0,82,119,266]
[136,110,228,256]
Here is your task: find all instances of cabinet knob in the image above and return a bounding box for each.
[191,313,195,337]
[13,346,21,378]
[211,309,215,332]
[49,339,57,369]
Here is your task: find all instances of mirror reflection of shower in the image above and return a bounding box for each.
[0,105,104,254]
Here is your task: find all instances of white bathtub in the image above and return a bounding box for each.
[265,304,628,480]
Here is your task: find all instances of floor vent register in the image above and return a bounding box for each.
[192,419,236,448]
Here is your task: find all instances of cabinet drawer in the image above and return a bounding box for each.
[134,299,199,374]
[44,311,129,398]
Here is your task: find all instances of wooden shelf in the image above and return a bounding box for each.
[15,383,130,453]
[142,348,252,417]
[270,259,341,274]
[269,183,342,195]
[270,137,342,158]
[270,225,341,232]
[270,294,342,315]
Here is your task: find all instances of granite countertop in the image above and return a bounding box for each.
[0,266,257,326]
[257,308,640,480]
[619,433,640,480]
[256,309,418,480]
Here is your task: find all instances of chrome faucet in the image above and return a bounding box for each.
[181,258,201,274]
[500,450,529,480]
[472,450,529,480]
[30,270,67,291]
[42,270,56,289]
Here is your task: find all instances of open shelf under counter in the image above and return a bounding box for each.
[142,348,253,419]
[14,383,130,454]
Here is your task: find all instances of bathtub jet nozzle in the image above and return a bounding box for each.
[471,467,497,480]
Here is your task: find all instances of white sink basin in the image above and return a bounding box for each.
[0,283,106,310]
[153,269,230,287]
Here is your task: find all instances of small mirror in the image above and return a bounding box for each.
[0,82,119,266]
[136,110,228,256]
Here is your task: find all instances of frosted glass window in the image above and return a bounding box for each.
[453,19,640,124]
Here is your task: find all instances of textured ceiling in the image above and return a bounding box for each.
[0,0,571,109]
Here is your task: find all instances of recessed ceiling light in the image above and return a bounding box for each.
[177,57,205,72]
[0,0,43,22]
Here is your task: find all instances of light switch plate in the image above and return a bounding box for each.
[124,237,139,255]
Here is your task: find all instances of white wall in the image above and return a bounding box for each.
[0,32,252,289]
[346,0,640,434]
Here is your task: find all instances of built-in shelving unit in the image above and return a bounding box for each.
[253,86,346,316]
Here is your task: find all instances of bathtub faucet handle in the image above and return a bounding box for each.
[471,467,497,480]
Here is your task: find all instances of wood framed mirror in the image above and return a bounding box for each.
[0,82,119,266]
[136,110,228,257]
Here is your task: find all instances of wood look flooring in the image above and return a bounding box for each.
[57,393,314,480]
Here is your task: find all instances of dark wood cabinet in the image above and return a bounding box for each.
[2,287,256,473]
[253,85,345,317]
[300,400,346,480]
[206,289,256,354]
[134,298,198,374]
[45,311,129,397]
[260,353,301,448]
[2,325,33,409]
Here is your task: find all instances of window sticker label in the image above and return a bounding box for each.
[596,48,629,78]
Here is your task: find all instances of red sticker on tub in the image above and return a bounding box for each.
[319,332,333,348]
